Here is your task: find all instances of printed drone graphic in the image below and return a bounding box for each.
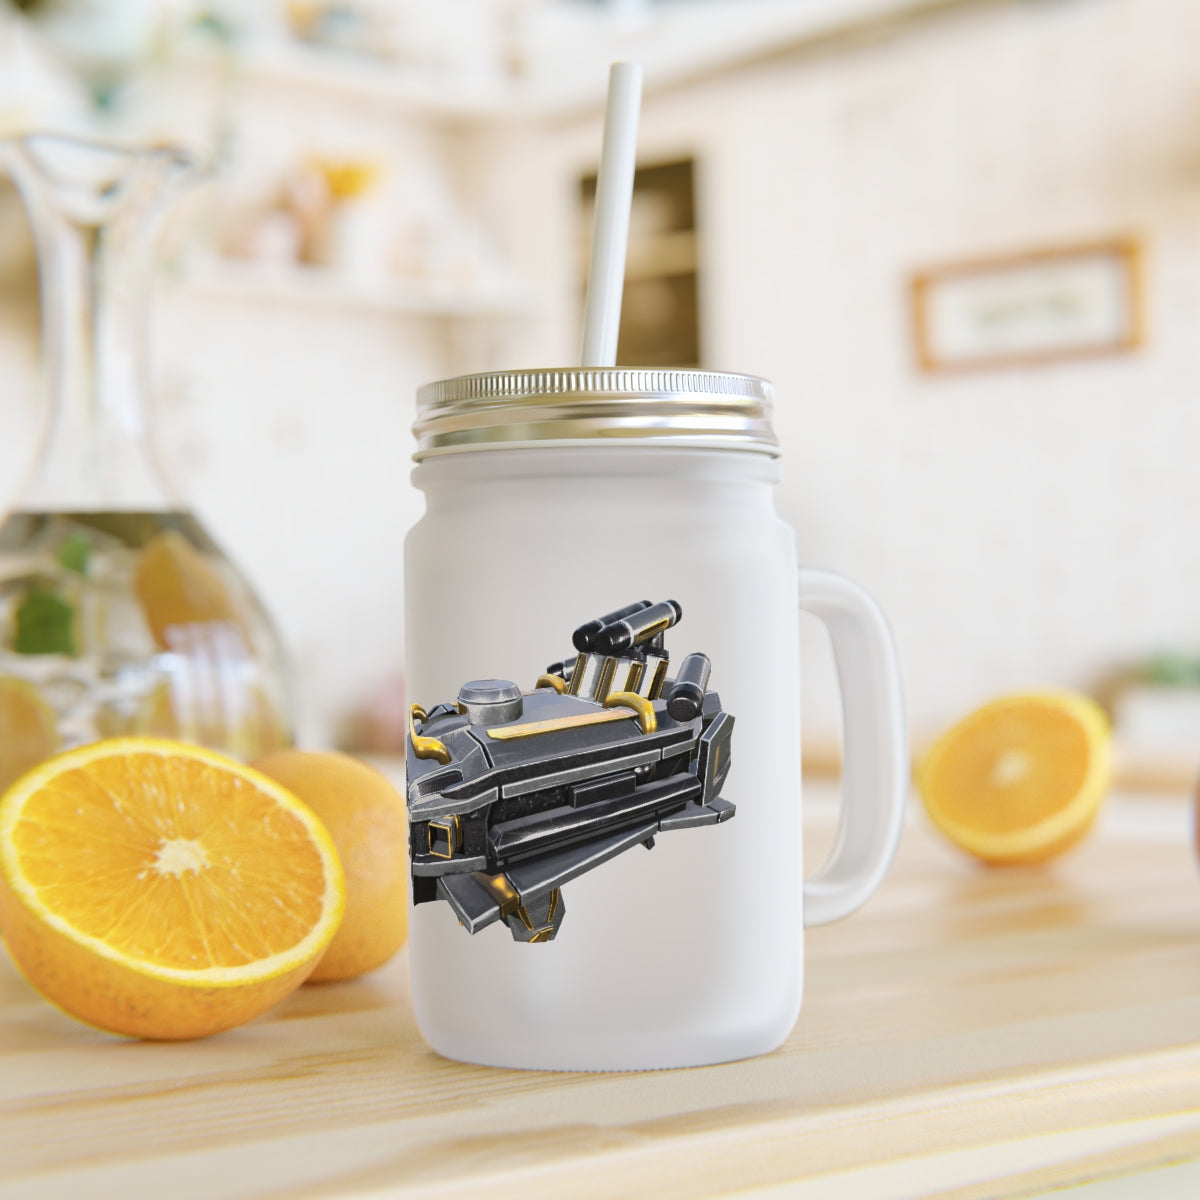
[405,600,735,943]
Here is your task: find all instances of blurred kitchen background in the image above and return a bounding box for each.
[1,0,1196,782]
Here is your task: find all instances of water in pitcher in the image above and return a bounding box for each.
[0,510,290,791]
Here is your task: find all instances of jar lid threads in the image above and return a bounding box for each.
[413,368,780,460]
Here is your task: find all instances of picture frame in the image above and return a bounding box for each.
[910,238,1143,373]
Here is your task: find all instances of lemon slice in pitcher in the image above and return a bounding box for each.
[0,677,58,794]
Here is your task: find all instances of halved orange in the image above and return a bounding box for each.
[918,692,1111,865]
[0,739,344,1039]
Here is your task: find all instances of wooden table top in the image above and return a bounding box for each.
[3,785,1199,1200]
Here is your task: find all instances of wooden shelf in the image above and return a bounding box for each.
[174,261,537,320]
[581,230,698,282]
[518,0,979,114]
[176,1,972,121]
[168,40,515,120]
[231,43,516,120]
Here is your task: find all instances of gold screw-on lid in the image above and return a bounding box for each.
[413,368,779,460]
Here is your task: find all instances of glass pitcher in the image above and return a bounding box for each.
[0,134,291,791]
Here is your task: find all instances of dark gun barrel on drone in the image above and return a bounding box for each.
[666,652,712,722]
[572,600,653,652]
[594,599,683,655]
[544,658,575,681]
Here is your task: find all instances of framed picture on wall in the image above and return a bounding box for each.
[910,238,1143,372]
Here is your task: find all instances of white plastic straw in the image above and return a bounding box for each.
[581,61,643,367]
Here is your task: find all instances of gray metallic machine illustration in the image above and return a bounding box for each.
[406,600,735,943]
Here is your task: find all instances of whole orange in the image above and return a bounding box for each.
[254,751,408,981]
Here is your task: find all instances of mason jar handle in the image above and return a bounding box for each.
[798,567,907,927]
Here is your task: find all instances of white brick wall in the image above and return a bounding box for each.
[488,0,1200,745]
[5,0,1196,748]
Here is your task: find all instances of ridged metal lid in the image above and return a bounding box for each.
[413,368,779,460]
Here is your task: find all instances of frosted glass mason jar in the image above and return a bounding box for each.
[405,369,906,1071]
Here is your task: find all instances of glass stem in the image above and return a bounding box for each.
[8,139,184,514]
